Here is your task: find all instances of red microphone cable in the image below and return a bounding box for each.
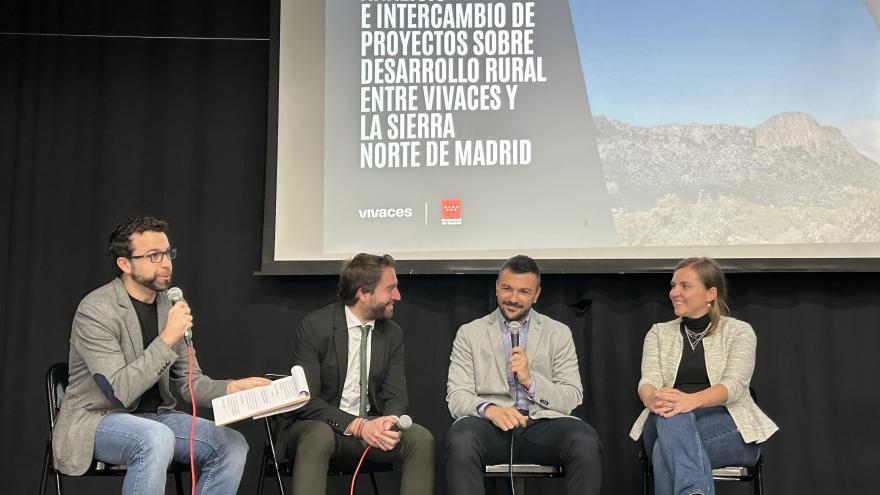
[350,416,410,495]
[349,445,372,495]
[188,344,196,495]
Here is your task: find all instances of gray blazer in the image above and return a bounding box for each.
[629,316,778,443]
[446,310,583,420]
[53,278,230,475]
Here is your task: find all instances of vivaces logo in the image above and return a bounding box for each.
[358,207,413,219]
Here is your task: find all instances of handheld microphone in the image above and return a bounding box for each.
[509,321,522,382]
[168,287,197,490]
[353,415,413,495]
[504,321,523,495]
[390,414,413,432]
[509,320,521,349]
[167,287,192,347]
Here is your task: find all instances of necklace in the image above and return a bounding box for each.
[684,326,709,351]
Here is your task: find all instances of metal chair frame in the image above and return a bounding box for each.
[484,463,564,494]
[638,388,766,495]
[640,448,764,495]
[39,362,188,495]
[254,374,392,495]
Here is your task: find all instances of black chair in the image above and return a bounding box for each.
[640,450,764,495]
[484,463,563,494]
[639,388,765,495]
[39,362,189,495]
[255,374,392,495]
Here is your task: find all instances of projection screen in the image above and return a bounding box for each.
[260,0,880,274]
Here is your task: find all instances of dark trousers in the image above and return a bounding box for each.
[446,416,602,495]
[283,419,434,495]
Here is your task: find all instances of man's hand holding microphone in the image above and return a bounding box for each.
[162,287,271,394]
[484,321,532,431]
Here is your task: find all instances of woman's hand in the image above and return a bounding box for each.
[652,388,700,417]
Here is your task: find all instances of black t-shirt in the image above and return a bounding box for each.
[673,314,712,394]
[130,296,163,413]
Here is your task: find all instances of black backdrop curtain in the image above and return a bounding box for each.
[2,2,880,494]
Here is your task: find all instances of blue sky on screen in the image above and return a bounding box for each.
[569,0,880,129]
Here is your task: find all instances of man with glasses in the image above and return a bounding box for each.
[53,216,270,494]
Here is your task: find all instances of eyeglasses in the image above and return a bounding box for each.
[129,248,177,263]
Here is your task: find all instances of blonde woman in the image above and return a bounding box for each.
[630,257,778,495]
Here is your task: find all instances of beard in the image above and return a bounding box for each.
[499,301,530,322]
[364,299,394,321]
[131,269,172,292]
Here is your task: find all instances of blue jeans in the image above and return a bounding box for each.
[93,412,248,495]
[642,407,760,495]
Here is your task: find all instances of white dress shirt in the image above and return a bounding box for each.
[339,305,374,416]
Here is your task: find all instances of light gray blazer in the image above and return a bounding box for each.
[53,278,230,475]
[446,310,583,420]
[629,316,778,444]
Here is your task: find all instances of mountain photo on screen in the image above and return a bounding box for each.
[571,0,880,247]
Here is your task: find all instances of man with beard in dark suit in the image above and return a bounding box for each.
[274,253,434,495]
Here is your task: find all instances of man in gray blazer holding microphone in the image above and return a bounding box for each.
[53,216,270,494]
[446,255,602,495]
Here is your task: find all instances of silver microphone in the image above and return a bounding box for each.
[508,321,522,380]
[391,414,413,431]
[166,287,192,347]
[509,320,521,349]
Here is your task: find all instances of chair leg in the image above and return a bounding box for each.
[640,446,653,495]
[256,444,268,495]
[261,417,287,495]
[173,470,185,495]
[369,471,380,495]
[54,472,63,495]
[38,438,63,495]
[641,463,653,495]
[273,466,285,495]
[755,464,764,495]
[493,476,517,495]
[255,462,264,495]
[39,442,50,495]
